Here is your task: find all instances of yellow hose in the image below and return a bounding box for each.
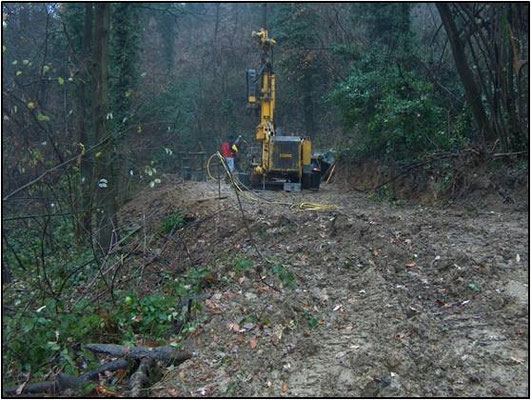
[206,151,338,212]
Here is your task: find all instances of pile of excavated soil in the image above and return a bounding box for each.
[123,176,528,397]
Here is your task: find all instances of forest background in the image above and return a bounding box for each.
[1,2,528,386]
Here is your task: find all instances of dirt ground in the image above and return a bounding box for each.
[122,175,528,397]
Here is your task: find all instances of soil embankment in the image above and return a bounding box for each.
[121,175,528,397]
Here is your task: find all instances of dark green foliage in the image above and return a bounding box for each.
[330,63,451,162]
[161,211,185,234]
[110,3,140,134]
[303,310,319,329]
[273,265,296,289]
[234,257,253,273]
[328,4,470,163]
[140,80,197,152]
[3,260,203,382]
[272,4,324,136]
[353,3,413,50]
[3,217,96,290]
[3,298,106,380]
[117,292,183,341]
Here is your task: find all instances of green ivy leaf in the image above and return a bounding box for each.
[57,76,64,85]
[46,341,61,351]
[16,70,22,76]
[37,113,51,122]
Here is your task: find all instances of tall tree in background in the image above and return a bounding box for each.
[437,3,495,146]
[110,3,140,204]
[273,3,323,136]
[158,11,176,79]
[437,3,529,151]
[92,3,117,251]
[74,3,95,239]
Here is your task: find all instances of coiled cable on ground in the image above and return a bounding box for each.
[206,152,338,212]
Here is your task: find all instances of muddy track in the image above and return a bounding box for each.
[136,179,528,397]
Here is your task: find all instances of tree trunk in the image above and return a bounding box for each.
[437,3,495,146]
[76,3,94,241]
[92,3,118,252]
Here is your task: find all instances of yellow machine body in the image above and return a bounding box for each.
[248,29,313,184]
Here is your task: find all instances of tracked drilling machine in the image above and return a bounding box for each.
[246,29,320,191]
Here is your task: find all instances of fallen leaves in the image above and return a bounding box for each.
[257,285,270,294]
[227,322,240,332]
[249,337,258,349]
[205,299,223,314]
[272,325,285,343]
[223,292,239,301]
[281,382,288,394]
[95,385,118,397]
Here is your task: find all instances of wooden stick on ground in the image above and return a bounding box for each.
[193,196,228,203]
[326,164,337,184]
[321,162,335,181]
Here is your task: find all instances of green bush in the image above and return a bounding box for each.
[2,278,199,383]
[330,63,455,163]
[161,211,184,234]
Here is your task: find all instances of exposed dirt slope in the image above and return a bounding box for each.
[124,177,528,397]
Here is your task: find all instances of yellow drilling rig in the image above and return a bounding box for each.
[246,29,320,191]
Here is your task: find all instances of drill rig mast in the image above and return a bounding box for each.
[246,29,319,190]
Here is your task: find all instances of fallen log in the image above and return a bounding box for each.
[79,358,130,381]
[3,380,59,397]
[85,343,192,364]
[3,359,129,396]
[129,358,154,397]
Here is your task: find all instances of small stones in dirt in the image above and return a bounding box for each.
[245,292,257,300]
[378,372,403,396]
[142,179,528,397]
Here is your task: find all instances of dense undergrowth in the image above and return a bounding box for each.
[1,212,208,386]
